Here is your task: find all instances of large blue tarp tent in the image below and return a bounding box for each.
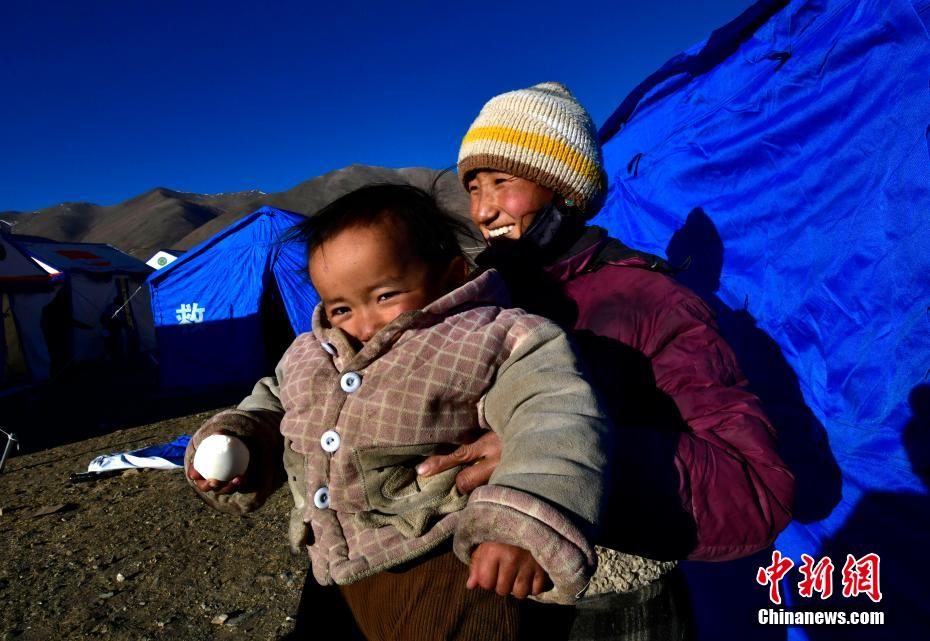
[147,207,318,389]
[594,0,929,638]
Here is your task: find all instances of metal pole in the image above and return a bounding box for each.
[0,428,19,473]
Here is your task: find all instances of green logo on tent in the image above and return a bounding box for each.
[158,257,168,266]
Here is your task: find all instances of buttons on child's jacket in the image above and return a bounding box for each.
[313,486,330,509]
[320,430,341,453]
[340,372,362,393]
[320,341,337,356]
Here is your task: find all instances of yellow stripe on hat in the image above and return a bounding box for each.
[462,126,601,182]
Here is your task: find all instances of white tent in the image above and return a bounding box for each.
[1,232,61,383]
[0,231,155,384]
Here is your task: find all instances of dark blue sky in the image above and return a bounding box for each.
[1,0,754,212]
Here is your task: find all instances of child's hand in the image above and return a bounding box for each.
[186,430,247,495]
[466,541,552,599]
[187,465,244,495]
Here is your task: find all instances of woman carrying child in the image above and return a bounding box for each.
[185,184,649,639]
[415,81,796,638]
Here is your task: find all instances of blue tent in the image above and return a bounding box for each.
[595,0,929,638]
[147,207,318,390]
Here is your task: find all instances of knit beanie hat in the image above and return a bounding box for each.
[458,82,607,217]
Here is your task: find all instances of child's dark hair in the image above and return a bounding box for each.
[287,183,472,270]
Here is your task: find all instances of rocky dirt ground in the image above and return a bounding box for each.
[0,407,310,641]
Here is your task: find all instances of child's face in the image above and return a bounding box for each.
[309,219,451,347]
[466,170,554,242]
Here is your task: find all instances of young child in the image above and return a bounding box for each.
[185,183,612,639]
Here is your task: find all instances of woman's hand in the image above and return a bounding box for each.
[415,431,503,494]
[467,541,551,599]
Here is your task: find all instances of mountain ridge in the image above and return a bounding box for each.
[0,166,472,260]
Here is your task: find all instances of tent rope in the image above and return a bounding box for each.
[108,285,143,320]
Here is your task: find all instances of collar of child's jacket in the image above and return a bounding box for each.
[309,269,512,365]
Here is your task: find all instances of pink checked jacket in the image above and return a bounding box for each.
[185,270,651,604]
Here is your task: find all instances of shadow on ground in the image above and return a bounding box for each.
[1,360,247,455]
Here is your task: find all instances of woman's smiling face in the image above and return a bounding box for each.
[466,171,554,242]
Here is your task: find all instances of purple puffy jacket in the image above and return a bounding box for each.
[487,226,795,562]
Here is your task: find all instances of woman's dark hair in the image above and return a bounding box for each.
[286,183,472,271]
